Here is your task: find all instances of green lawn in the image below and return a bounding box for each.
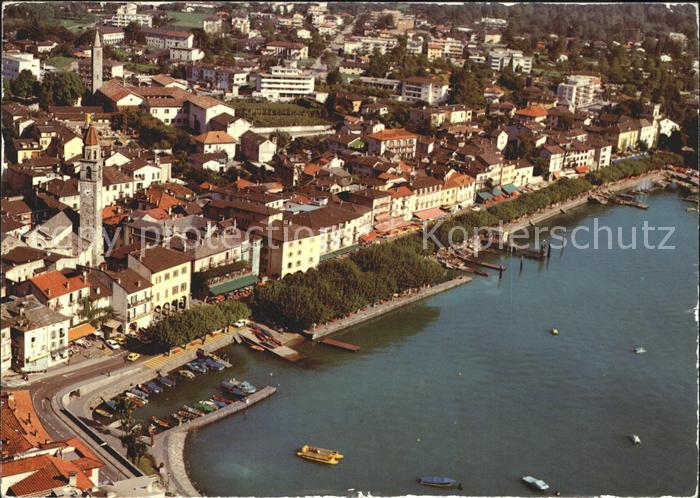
[45,56,75,71]
[57,18,95,31]
[126,62,159,74]
[229,101,331,127]
[166,10,208,28]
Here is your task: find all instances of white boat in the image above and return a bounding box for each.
[634,347,646,354]
[522,476,550,491]
[551,328,559,336]
[630,434,641,444]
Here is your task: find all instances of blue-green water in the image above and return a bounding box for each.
[139,192,698,496]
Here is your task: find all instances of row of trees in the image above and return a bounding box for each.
[588,151,682,185]
[112,109,193,151]
[251,239,445,331]
[146,300,250,350]
[5,70,85,108]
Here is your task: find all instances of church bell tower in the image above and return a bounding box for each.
[79,114,104,267]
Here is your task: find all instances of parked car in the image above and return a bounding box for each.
[126,353,141,362]
[105,339,120,350]
[112,335,127,345]
[233,319,249,328]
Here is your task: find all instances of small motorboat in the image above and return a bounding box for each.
[522,476,549,491]
[145,382,163,394]
[171,413,185,425]
[128,388,149,399]
[179,369,195,379]
[550,328,559,336]
[187,362,207,374]
[95,408,113,419]
[150,416,171,429]
[209,398,227,409]
[249,344,265,352]
[104,399,117,411]
[157,375,176,387]
[178,409,197,420]
[223,379,257,397]
[633,347,646,354]
[630,434,641,444]
[138,384,153,394]
[195,401,217,413]
[182,404,205,417]
[204,358,225,371]
[418,476,461,489]
[124,392,147,406]
[296,445,342,465]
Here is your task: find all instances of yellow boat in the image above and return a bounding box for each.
[296,445,343,464]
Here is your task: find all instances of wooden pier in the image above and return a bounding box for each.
[318,337,361,352]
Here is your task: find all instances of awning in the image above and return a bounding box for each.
[69,323,96,342]
[360,231,379,243]
[491,187,503,196]
[502,183,519,195]
[413,207,448,221]
[103,319,121,330]
[374,213,391,223]
[575,165,590,174]
[209,273,259,295]
[320,244,359,261]
[477,191,493,201]
[375,218,411,233]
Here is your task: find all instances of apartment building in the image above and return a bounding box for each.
[186,63,249,92]
[27,269,91,327]
[127,246,192,320]
[557,75,601,111]
[78,59,124,89]
[170,47,205,62]
[263,41,309,60]
[2,295,70,372]
[343,36,398,55]
[98,268,153,333]
[366,128,418,158]
[426,38,464,60]
[108,2,153,27]
[96,26,125,45]
[258,220,322,278]
[487,49,533,74]
[253,65,315,101]
[401,76,450,105]
[2,52,41,81]
[289,204,373,257]
[141,27,194,49]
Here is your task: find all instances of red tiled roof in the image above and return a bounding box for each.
[30,270,89,300]
[193,130,236,144]
[1,391,52,459]
[515,106,548,118]
[368,128,418,141]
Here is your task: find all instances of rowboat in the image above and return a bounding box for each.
[124,392,147,406]
[212,394,233,405]
[204,358,225,371]
[157,375,176,387]
[179,369,195,379]
[104,399,117,411]
[150,416,172,429]
[296,445,343,465]
[418,476,461,489]
[95,408,113,419]
[249,344,265,352]
[128,388,149,399]
[522,476,550,491]
[139,384,153,394]
[178,409,197,420]
[299,445,343,459]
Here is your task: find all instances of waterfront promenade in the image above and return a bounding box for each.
[309,276,473,340]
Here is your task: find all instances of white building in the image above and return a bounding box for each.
[253,64,315,101]
[108,2,153,27]
[2,295,70,372]
[96,26,125,45]
[170,47,204,62]
[401,76,450,105]
[487,49,532,74]
[141,27,194,49]
[231,15,250,35]
[343,36,398,55]
[557,75,601,111]
[2,52,41,81]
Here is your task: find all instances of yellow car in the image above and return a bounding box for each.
[126,353,140,362]
[113,335,127,345]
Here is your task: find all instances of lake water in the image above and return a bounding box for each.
[137,191,698,496]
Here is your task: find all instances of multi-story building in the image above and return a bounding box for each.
[557,75,602,111]
[258,220,322,278]
[186,63,249,93]
[343,36,398,55]
[426,37,464,60]
[289,204,373,257]
[108,2,153,27]
[99,268,153,333]
[401,76,450,105]
[141,27,194,49]
[78,59,124,89]
[2,295,70,372]
[1,317,12,372]
[127,246,192,321]
[170,47,205,63]
[253,65,315,101]
[2,52,41,81]
[487,49,532,74]
[366,128,418,158]
[26,269,93,327]
[231,14,250,35]
[262,41,309,60]
[481,17,508,29]
[96,26,125,45]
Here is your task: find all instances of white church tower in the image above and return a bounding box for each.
[79,114,104,267]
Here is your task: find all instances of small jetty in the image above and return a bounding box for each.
[318,337,361,352]
[239,329,306,362]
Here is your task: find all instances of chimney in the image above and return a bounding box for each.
[68,471,77,487]
[64,281,69,288]
[136,280,141,288]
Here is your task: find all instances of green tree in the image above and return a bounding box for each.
[38,71,84,108]
[124,21,144,44]
[9,69,37,99]
[78,298,115,329]
[326,67,341,86]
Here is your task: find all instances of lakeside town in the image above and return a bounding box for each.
[1,2,698,497]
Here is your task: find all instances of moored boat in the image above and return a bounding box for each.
[633,347,646,354]
[128,388,149,399]
[146,381,164,393]
[95,408,113,419]
[138,384,153,394]
[157,375,176,387]
[195,401,217,413]
[209,398,227,409]
[204,358,225,371]
[104,399,117,411]
[187,362,207,374]
[522,476,549,491]
[296,445,342,465]
[417,476,461,489]
[630,434,641,444]
[179,369,195,379]
[183,404,205,417]
[150,416,172,429]
[124,392,147,406]
[551,328,559,336]
[212,394,233,405]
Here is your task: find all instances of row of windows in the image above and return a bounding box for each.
[287,257,314,269]
[155,267,187,284]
